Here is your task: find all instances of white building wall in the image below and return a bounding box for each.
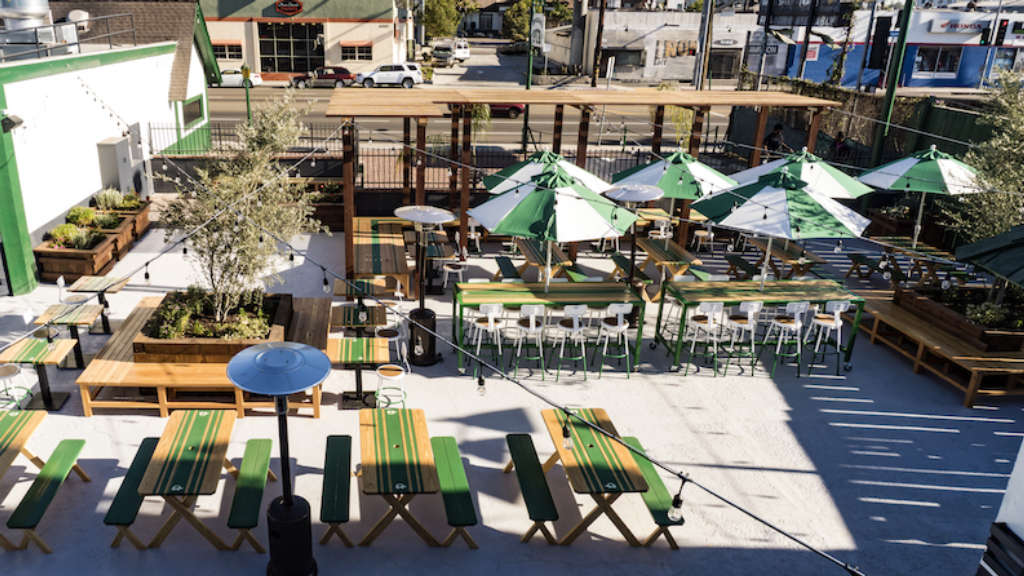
[3,44,177,234]
[325,20,399,72]
[178,45,209,140]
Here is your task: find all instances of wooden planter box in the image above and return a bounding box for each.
[133,293,293,363]
[313,201,345,231]
[893,288,1024,352]
[33,235,117,282]
[99,200,152,240]
[91,215,134,261]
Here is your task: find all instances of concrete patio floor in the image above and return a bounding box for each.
[0,229,1018,576]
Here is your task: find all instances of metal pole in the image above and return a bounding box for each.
[522,0,536,153]
[979,0,1005,89]
[797,0,818,79]
[760,236,773,290]
[855,2,876,92]
[418,225,427,310]
[695,0,714,89]
[912,190,926,248]
[756,0,775,90]
[275,395,294,505]
[591,0,607,88]
[628,203,637,284]
[870,0,912,166]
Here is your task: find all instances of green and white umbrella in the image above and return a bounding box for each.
[730,147,873,200]
[470,166,635,289]
[483,150,611,195]
[694,169,870,289]
[858,145,980,247]
[611,151,737,201]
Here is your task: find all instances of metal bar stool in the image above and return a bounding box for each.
[595,303,633,379]
[550,305,588,382]
[805,300,850,376]
[763,301,810,377]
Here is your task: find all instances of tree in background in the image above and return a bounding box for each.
[686,0,703,12]
[425,0,459,38]
[941,73,1024,243]
[546,0,572,26]
[502,0,530,42]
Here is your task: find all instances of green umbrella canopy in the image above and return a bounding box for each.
[469,165,635,243]
[858,145,980,195]
[483,150,611,195]
[611,151,737,200]
[729,147,873,199]
[693,169,871,240]
[955,225,1024,287]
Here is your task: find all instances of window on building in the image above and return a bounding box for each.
[182,97,203,128]
[913,46,962,76]
[212,44,243,60]
[480,12,494,30]
[993,47,1024,74]
[340,44,372,60]
[258,22,324,74]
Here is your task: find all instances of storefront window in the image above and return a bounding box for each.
[914,46,961,76]
[213,44,242,60]
[341,45,372,60]
[258,22,324,74]
[993,47,1024,73]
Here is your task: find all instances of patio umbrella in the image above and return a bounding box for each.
[729,147,873,200]
[469,166,636,290]
[858,145,980,248]
[955,225,1024,288]
[612,150,737,225]
[483,150,611,195]
[605,183,665,285]
[694,169,870,289]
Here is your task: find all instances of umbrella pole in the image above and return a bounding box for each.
[760,236,773,291]
[912,191,926,248]
[545,242,552,293]
[628,201,637,284]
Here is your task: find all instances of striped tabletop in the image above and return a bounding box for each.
[517,238,571,268]
[359,408,439,495]
[335,279,393,298]
[747,237,826,265]
[0,410,45,479]
[68,275,129,293]
[0,338,77,365]
[331,305,387,328]
[326,337,391,364]
[456,282,642,307]
[667,279,862,306]
[635,207,671,225]
[33,303,104,326]
[542,408,647,494]
[637,237,702,268]
[139,410,236,496]
[872,236,954,260]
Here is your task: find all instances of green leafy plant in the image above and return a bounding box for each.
[95,188,124,210]
[502,0,530,42]
[118,194,141,210]
[966,301,1008,328]
[66,206,96,226]
[424,0,458,38]
[48,224,102,249]
[146,286,271,340]
[91,213,123,229]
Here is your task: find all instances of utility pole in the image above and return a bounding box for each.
[854,1,876,92]
[523,0,539,153]
[755,0,774,90]
[797,0,818,79]
[591,0,607,87]
[978,0,1005,88]
[694,0,715,89]
[870,0,913,166]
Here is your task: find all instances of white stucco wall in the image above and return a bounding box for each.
[3,43,178,234]
[176,44,209,140]
[996,441,1024,537]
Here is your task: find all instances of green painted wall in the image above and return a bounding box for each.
[0,85,37,294]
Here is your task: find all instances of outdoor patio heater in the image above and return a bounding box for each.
[228,342,331,576]
[394,205,455,366]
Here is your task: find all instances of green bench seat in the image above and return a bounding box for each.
[622,436,682,550]
[431,436,479,549]
[610,252,654,284]
[319,435,354,547]
[726,254,760,280]
[227,438,273,552]
[104,437,158,550]
[563,265,604,283]
[504,434,558,544]
[3,439,88,554]
[494,256,521,281]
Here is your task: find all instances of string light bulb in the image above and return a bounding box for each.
[561,412,573,451]
[477,375,486,396]
[762,207,768,220]
[289,251,295,262]
[311,157,316,168]
[667,478,687,523]
[883,271,892,281]
[182,240,188,255]
[322,268,330,294]
[834,240,843,253]
[941,278,951,291]
[144,263,150,282]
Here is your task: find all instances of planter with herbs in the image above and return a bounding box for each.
[67,206,135,261]
[33,223,117,282]
[893,286,1024,352]
[133,288,293,363]
[92,188,152,240]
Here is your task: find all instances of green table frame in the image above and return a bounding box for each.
[653,279,865,371]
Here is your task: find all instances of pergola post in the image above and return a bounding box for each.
[416,117,427,205]
[750,106,770,167]
[674,105,709,248]
[403,117,412,204]
[570,105,592,261]
[651,105,665,156]
[460,105,471,256]
[449,105,460,210]
[342,119,356,278]
[552,104,565,155]
[806,107,822,154]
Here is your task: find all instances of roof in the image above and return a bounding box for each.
[955,226,1024,287]
[199,0,395,21]
[326,87,840,117]
[49,0,220,100]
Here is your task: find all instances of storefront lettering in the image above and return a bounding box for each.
[275,0,303,16]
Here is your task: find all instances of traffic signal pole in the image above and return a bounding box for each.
[869,0,913,166]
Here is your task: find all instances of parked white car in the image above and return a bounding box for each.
[217,69,263,87]
[452,38,470,62]
[356,64,423,89]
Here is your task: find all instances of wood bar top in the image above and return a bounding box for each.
[359,408,439,495]
[139,410,236,496]
[0,338,77,365]
[542,408,647,494]
[456,282,642,306]
[667,279,862,305]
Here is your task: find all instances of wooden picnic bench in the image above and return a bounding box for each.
[354,218,413,297]
[320,435,354,547]
[636,237,702,278]
[431,436,479,549]
[622,436,684,550]
[104,437,159,549]
[491,255,523,281]
[77,296,325,418]
[227,438,274,552]
[503,433,558,544]
[725,254,761,280]
[747,237,826,279]
[846,292,1024,407]
[871,236,968,286]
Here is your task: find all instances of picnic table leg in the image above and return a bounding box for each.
[159,495,230,550]
[97,292,112,334]
[653,287,666,348]
[149,496,192,548]
[360,494,439,547]
[632,299,645,371]
[672,306,689,371]
[841,302,863,370]
[558,493,637,546]
[456,299,465,374]
[68,325,85,368]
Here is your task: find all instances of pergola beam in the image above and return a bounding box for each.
[416,117,427,205]
[552,104,564,155]
[750,107,770,167]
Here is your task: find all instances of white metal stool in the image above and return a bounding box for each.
[0,364,32,409]
[805,300,850,376]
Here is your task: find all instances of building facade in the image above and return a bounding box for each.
[200,0,409,80]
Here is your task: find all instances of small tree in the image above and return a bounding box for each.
[503,0,530,42]
[161,90,323,322]
[546,0,572,26]
[941,73,1024,243]
[425,0,460,38]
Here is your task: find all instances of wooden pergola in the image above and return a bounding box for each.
[326,88,840,275]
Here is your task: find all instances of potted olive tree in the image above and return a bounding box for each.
[133,90,323,363]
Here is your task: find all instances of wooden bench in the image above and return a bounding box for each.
[503,434,558,545]
[104,437,158,549]
[847,295,1024,407]
[319,435,354,547]
[431,436,479,549]
[1,439,88,553]
[726,254,760,280]
[608,252,654,284]
[845,253,883,279]
[622,436,683,550]
[563,264,604,283]
[227,439,273,552]
[491,255,522,281]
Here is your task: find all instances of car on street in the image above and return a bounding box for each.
[356,64,423,88]
[291,66,355,88]
[432,46,456,68]
[490,103,525,119]
[217,68,262,87]
[452,38,470,62]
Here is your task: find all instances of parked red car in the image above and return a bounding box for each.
[489,103,526,119]
[291,66,355,89]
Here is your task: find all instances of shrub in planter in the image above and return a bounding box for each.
[34,224,117,281]
[94,188,150,240]
[48,224,104,250]
[66,206,96,227]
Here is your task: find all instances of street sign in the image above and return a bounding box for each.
[757,0,853,27]
[531,13,546,48]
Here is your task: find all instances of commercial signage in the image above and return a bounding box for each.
[713,38,739,46]
[275,0,303,15]
[930,18,985,33]
[530,13,545,48]
[757,0,852,28]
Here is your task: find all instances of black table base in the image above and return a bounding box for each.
[28,365,69,411]
[340,390,377,410]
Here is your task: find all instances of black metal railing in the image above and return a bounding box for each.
[0,13,136,62]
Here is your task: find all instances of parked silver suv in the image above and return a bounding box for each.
[356,63,423,89]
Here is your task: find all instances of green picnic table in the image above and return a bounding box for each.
[653,279,865,371]
[331,305,387,330]
[33,303,105,367]
[872,235,964,285]
[452,282,646,373]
